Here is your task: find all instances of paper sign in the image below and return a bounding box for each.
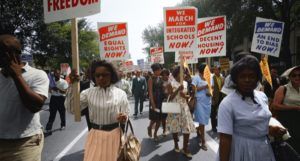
[260,57,272,87]
[150,47,165,64]
[44,0,101,23]
[98,22,130,61]
[251,17,284,57]
[204,65,212,95]
[175,51,198,64]
[196,16,226,58]
[137,59,145,69]
[60,63,70,75]
[164,7,198,52]
[120,60,134,72]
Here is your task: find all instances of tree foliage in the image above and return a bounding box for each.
[0,0,99,69]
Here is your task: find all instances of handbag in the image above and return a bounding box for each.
[162,96,181,113]
[118,120,141,161]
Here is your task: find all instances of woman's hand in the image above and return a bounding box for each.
[269,126,287,139]
[69,69,80,84]
[117,113,128,123]
[178,85,184,91]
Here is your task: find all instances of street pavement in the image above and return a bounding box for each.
[40,97,219,161]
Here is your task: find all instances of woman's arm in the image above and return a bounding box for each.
[219,133,232,161]
[148,78,156,109]
[272,86,300,111]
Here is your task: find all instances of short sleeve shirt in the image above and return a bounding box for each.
[0,64,49,139]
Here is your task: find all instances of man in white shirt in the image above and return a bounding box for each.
[45,69,68,134]
[0,35,49,161]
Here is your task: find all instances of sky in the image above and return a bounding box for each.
[85,0,182,64]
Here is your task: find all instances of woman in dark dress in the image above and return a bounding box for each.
[147,63,167,141]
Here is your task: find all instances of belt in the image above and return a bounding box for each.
[90,122,123,131]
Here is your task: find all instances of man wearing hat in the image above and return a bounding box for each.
[0,34,49,161]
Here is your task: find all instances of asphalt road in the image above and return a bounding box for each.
[40,97,219,161]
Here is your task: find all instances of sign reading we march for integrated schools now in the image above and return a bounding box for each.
[44,0,101,23]
[150,47,165,64]
[98,22,130,61]
[251,17,284,57]
[197,16,226,58]
[164,7,198,52]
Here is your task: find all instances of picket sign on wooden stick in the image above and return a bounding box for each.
[71,18,81,122]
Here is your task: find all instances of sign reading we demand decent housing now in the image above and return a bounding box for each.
[98,22,130,61]
[44,0,101,23]
[164,7,198,52]
[150,47,165,64]
[196,16,226,58]
[251,17,284,57]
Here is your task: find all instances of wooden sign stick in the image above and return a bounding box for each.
[71,18,81,122]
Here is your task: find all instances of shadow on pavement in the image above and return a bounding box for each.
[140,138,162,157]
[148,150,193,161]
[60,150,84,161]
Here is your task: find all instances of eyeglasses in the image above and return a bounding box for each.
[95,73,111,78]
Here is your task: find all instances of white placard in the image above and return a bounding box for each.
[98,22,130,61]
[164,7,198,52]
[251,17,284,57]
[175,51,198,64]
[196,16,226,58]
[150,47,165,64]
[44,0,101,23]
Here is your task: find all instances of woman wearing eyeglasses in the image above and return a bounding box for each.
[272,65,300,153]
[65,60,130,161]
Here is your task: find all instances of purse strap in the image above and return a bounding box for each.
[125,119,135,136]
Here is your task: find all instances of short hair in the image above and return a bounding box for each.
[161,68,170,76]
[233,51,251,63]
[151,63,162,72]
[230,55,262,84]
[197,64,206,75]
[0,34,21,55]
[172,66,180,78]
[90,60,120,84]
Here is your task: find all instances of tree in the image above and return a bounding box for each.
[0,1,99,69]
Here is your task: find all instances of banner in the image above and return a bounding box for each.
[120,60,134,72]
[150,47,165,64]
[260,57,272,87]
[164,7,198,52]
[137,59,145,69]
[196,16,226,58]
[251,17,284,57]
[44,0,101,23]
[175,51,198,64]
[98,22,130,61]
[204,65,212,95]
[60,63,70,75]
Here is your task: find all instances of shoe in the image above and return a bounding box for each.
[174,147,180,153]
[181,149,192,158]
[60,126,65,130]
[140,112,143,115]
[200,144,208,151]
[44,130,52,136]
[147,126,152,138]
[212,128,217,133]
[162,131,168,137]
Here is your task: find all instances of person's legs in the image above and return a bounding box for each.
[182,133,192,158]
[134,95,139,116]
[172,133,179,151]
[162,118,167,135]
[57,96,66,129]
[210,104,217,132]
[139,95,144,114]
[153,120,161,140]
[147,120,155,138]
[199,125,207,150]
[46,96,58,131]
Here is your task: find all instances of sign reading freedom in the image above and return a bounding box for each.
[44,0,101,23]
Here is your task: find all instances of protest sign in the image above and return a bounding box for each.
[219,57,230,71]
[196,16,226,58]
[98,22,130,61]
[137,59,145,69]
[251,17,284,57]
[60,63,70,75]
[44,0,101,23]
[260,56,272,87]
[164,7,198,52]
[175,51,198,64]
[204,65,212,95]
[150,47,165,64]
[121,60,134,72]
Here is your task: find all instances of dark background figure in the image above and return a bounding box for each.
[263,67,281,101]
[132,70,147,117]
[80,67,93,131]
[45,69,68,134]
[211,67,224,132]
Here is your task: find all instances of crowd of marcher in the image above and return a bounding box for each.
[0,34,299,161]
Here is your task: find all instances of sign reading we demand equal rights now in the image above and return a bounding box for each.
[150,47,165,64]
[44,0,101,23]
[196,16,226,58]
[251,17,284,57]
[98,22,130,61]
[164,7,197,52]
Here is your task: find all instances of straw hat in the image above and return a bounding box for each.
[281,65,300,78]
